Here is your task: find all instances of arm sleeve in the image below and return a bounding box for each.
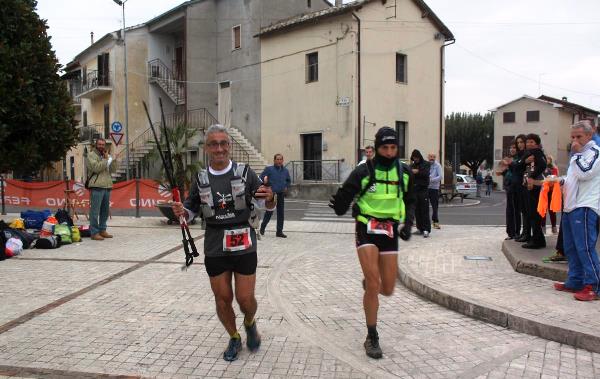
[570,148,600,181]
[285,168,291,188]
[330,165,367,216]
[531,152,547,178]
[259,167,268,182]
[415,163,430,180]
[430,164,442,184]
[402,163,416,226]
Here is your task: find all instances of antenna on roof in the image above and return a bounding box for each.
[90,31,94,45]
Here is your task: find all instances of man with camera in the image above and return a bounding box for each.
[86,138,117,241]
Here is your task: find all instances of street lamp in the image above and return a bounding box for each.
[113,0,131,180]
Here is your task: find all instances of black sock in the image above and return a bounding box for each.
[367,325,378,338]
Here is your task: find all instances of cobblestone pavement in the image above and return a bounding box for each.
[0,218,598,378]
[396,225,600,350]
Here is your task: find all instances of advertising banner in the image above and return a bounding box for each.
[3,179,173,210]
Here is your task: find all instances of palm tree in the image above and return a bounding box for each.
[149,122,203,192]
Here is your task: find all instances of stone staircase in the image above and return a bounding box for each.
[110,109,268,181]
[227,126,269,174]
[148,59,184,106]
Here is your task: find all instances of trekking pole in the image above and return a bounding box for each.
[143,101,198,268]
[0,174,6,215]
[158,98,199,267]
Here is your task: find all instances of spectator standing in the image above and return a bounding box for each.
[522,133,547,249]
[427,153,443,229]
[260,154,291,238]
[475,171,484,197]
[86,138,117,241]
[358,146,375,166]
[512,134,529,243]
[484,173,493,197]
[543,155,559,234]
[497,144,518,240]
[410,149,431,237]
[553,120,600,301]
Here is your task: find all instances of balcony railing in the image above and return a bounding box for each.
[77,123,109,144]
[286,160,343,183]
[68,80,82,104]
[81,70,111,95]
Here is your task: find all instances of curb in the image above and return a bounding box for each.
[502,241,567,282]
[397,260,600,354]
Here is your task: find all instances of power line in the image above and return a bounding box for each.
[454,43,600,98]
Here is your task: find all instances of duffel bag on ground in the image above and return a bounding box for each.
[35,235,60,249]
[78,225,91,238]
[54,224,72,245]
[20,210,52,230]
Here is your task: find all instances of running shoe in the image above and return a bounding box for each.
[245,322,262,352]
[574,285,600,301]
[553,282,578,293]
[223,337,242,361]
[433,222,441,229]
[364,334,383,359]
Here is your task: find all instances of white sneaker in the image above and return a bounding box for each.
[423,231,430,238]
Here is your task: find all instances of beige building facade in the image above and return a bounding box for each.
[492,95,599,189]
[258,0,453,180]
[63,25,150,183]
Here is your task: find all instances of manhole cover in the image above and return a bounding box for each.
[464,255,493,261]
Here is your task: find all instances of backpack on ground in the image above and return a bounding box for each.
[54,224,72,245]
[35,235,60,249]
[5,237,23,256]
[55,209,74,227]
[20,209,52,230]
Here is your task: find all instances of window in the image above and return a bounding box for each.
[306,52,318,83]
[232,25,241,50]
[83,111,88,127]
[395,121,407,158]
[503,112,515,123]
[307,0,311,7]
[526,110,539,122]
[396,53,407,83]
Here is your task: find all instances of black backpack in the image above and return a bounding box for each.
[55,209,74,227]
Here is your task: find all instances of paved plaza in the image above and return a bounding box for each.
[0,217,599,378]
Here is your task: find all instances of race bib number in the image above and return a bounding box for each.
[366,219,394,238]
[223,227,252,252]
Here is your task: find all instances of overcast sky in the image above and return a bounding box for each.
[36,0,600,114]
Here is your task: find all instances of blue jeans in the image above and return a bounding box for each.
[89,188,111,235]
[563,208,600,293]
[260,192,285,234]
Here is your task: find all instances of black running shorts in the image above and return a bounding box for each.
[355,222,399,253]
[204,252,258,277]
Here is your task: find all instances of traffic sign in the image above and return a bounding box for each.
[111,121,123,133]
[110,132,124,146]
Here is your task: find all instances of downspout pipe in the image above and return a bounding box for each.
[352,12,361,163]
[440,38,455,164]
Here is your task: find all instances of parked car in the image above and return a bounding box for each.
[455,174,477,197]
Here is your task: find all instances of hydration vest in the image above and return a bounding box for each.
[196,163,261,228]
[355,159,409,224]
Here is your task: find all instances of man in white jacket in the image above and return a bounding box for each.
[552,120,600,301]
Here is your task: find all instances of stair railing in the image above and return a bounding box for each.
[148,58,185,104]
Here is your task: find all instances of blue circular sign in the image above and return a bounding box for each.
[111,121,123,133]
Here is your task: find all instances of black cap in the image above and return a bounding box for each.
[374,126,398,149]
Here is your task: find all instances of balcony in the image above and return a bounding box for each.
[78,70,112,99]
[77,123,110,144]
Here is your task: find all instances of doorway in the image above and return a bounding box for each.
[302,133,322,180]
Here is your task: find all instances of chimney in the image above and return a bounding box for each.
[90,31,94,45]
[562,96,568,101]
[335,0,343,6]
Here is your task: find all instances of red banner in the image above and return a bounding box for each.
[2,179,173,209]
